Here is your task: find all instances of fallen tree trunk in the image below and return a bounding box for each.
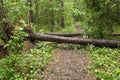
[112,33,120,36]
[28,33,120,48]
[45,33,82,37]
[46,33,120,37]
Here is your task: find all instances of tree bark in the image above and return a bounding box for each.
[0,0,13,44]
[112,33,120,36]
[60,0,65,28]
[28,33,120,48]
[28,0,33,23]
[46,32,120,37]
[45,33,82,37]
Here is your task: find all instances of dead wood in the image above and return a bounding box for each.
[45,33,82,37]
[28,33,120,48]
[112,33,120,36]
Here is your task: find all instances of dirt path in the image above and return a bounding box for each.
[42,48,95,80]
[41,24,96,80]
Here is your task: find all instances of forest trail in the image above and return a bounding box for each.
[41,24,96,80]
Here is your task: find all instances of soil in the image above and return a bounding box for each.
[41,24,96,80]
[42,48,96,80]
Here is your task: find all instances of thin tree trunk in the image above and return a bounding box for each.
[0,0,4,21]
[28,0,33,23]
[51,9,55,32]
[45,33,82,37]
[112,33,120,36]
[0,0,13,43]
[60,0,65,28]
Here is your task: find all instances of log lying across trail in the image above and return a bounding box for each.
[1,26,118,48]
[46,33,120,37]
[112,33,120,36]
[45,33,82,37]
[29,33,120,48]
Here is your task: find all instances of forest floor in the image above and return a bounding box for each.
[41,24,96,80]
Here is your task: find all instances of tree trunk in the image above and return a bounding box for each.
[60,0,65,28]
[28,0,33,23]
[51,9,55,32]
[45,33,82,37]
[0,0,14,44]
[112,33,120,36]
[28,33,120,48]
[44,32,120,37]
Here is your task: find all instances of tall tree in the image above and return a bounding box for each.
[0,0,13,43]
[60,0,65,28]
[28,0,33,23]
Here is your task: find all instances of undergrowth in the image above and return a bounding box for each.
[0,23,56,80]
[0,42,56,80]
[38,25,75,33]
[58,25,75,33]
[86,45,120,80]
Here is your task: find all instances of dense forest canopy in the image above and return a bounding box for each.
[1,0,120,33]
[85,0,120,38]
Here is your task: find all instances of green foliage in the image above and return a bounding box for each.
[4,0,28,23]
[58,25,75,33]
[4,25,28,53]
[73,0,87,21]
[64,0,74,25]
[1,0,75,33]
[0,42,56,80]
[84,0,120,38]
[86,45,120,80]
[73,0,120,39]
[33,0,74,31]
